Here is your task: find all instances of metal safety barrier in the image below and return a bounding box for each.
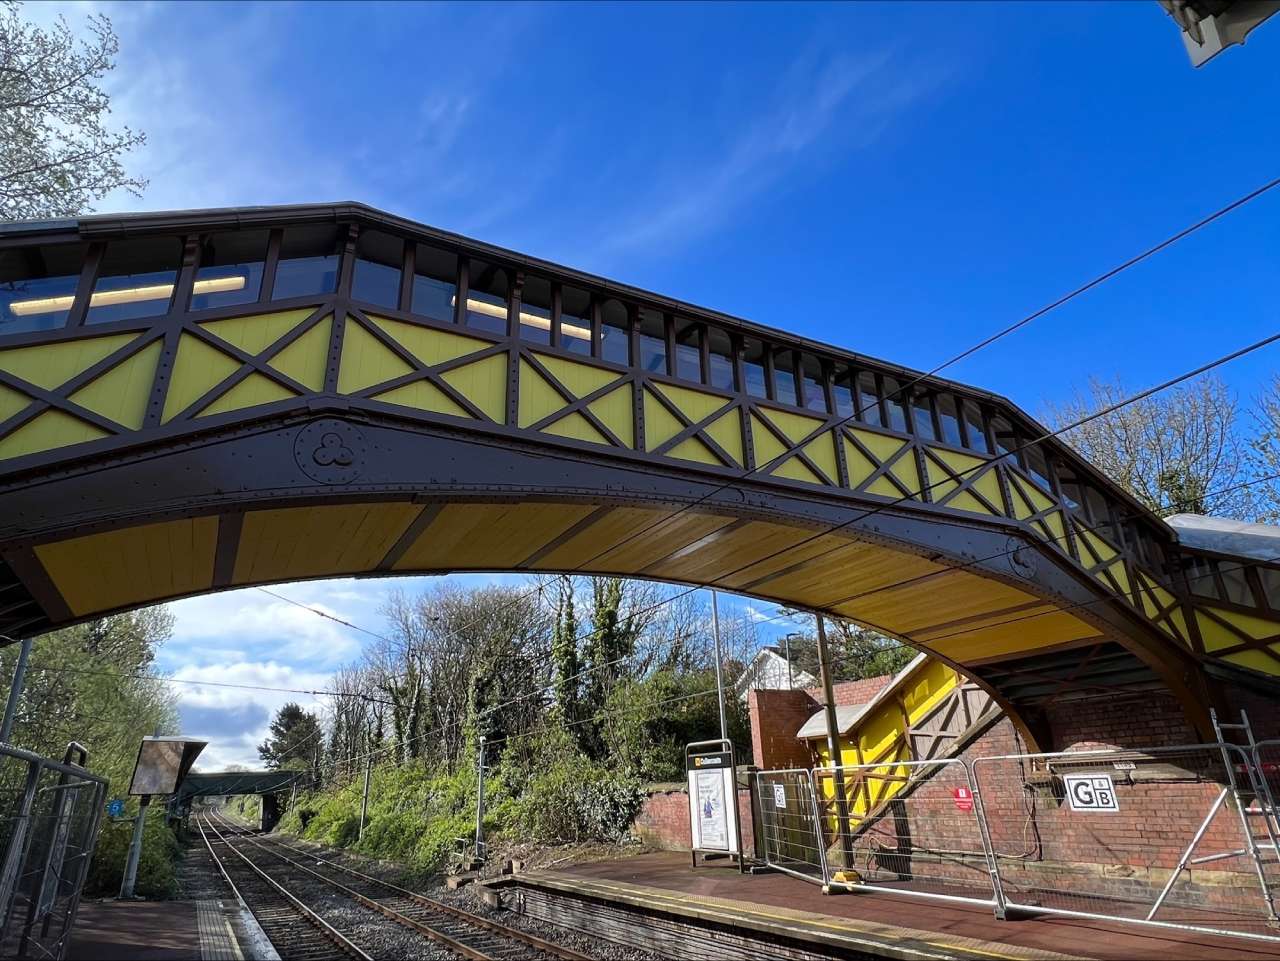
[755,739,1280,944]
[0,742,107,961]
[811,758,999,906]
[754,768,827,884]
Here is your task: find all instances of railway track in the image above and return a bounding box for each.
[200,810,592,961]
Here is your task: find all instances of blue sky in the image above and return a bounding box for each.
[37,1,1278,767]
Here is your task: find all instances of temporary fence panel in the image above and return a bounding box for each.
[0,743,107,961]
[971,744,1280,943]
[812,759,998,906]
[755,769,826,884]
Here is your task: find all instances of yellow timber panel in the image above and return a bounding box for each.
[531,507,669,571]
[338,319,413,394]
[667,436,719,465]
[703,409,742,466]
[849,570,1038,637]
[927,608,1101,663]
[644,388,685,450]
[1205,606,1280,641]
[36,517,217,616]
[773,456,824,485]
[519,359,570,428]
[67,340,161,430]
[371,316,488,367]
[901,659,959,724]
[655,382,731,426]
[269,314,331,391]
[0,332,137,391]
[202,309,313,356]
[198,372,297,417]
[0,383,30,423]
[591,512,738,574]
[544,411,608,445]
[233,503,421,584]
[850,428,908,466]
[750,413,788,466]
[652,520,805,584]
[765,545,948,611]
[372,380,470,418]
[758,407,825,445]
[804,434,839,481]
[843,438,877,488]
[0,410,108,461]
[162,335,240,422]
[440,354,506,423]
[535,353,621,398]
[1222,649,1280,675]
[719,533,903,592]
[588,386,634,449]
[394,502,595,571]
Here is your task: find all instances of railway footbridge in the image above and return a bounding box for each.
[1,202,1277,749]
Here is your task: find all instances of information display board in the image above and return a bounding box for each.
[686,745,740,856]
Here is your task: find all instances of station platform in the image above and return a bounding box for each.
[496,851,1280,961]
[67,897,272,961]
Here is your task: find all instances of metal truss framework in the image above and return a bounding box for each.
[0,203,1277,748]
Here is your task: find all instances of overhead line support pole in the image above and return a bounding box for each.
[1,637,32,745]
[815,614,854,876]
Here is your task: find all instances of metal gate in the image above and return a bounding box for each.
[811,759,999,907]
[755,768,827,884]
[0,743,107,961]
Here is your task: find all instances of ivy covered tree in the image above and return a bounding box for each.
[551,577,579,724]
[0,1,147,220]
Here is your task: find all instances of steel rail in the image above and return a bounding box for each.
[198,814,372,961]
[210,811,589,961]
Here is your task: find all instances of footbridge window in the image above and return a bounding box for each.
[191,230,268,311]
[464,260,509,335]
[86,236,182,325]
[351,230,403,310]
[600,300,629,364]
[272,225,341,301]
[410,244,458,323]
[637,308,666,373]
[559,286,593,355]
[0,241,88,334]
[519,275,553,345]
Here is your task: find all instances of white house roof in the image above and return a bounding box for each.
[1167,513,1280,563]
[734,646,818,696]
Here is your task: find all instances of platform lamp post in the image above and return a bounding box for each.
[0,634,32,744]
[119,736,206,899]
[814,615,855,877]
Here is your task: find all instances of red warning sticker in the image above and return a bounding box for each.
[953,786,974,812]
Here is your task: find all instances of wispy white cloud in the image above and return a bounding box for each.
[589,47,942,264]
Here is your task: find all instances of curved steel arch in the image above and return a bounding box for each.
[0,203,1277,748]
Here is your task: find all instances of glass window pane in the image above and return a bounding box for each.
[191,230,266,311]
[1220,563,1254,606]
[882,376,907,432]
[743,338,767,399]
[990,414,1016,457]
[465,260,508,335]
[638,307,666,374]
[600,300,629,364]
[1057,466,1084,513]
[832,369,854,418]
[411,244,458,323]
[561,286,592,356]
[910,389,936,440]
[0,243,87,334]
[518,276,552,344]
[87,236,182,324]
[857,372,881,426]
[351,230,402,310]
[1024,445,1052,490]
[936,394,962,446]
[773,350,798,406]
[801,355,826,413]
[273,225,341,301]
[675,320,701,382]
[707,327,734,391]
[1259,568,1280,609]
[962,400,988,453]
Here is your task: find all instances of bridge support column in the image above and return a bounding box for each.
[259,794,281,832]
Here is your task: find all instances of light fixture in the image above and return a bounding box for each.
[9,275,246,317]
[454,295,592,341]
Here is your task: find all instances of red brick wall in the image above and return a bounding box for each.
[1045,692,1195,751]
[748,689,818,770]
[633,786,755,857]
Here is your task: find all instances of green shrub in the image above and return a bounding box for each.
[84,810,180,898]
[513,759,643,843]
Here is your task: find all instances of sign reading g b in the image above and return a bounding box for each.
[1063,773,1119,812]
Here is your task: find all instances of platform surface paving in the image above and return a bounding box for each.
[68,898,250,961]
[526,852,1280,961]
